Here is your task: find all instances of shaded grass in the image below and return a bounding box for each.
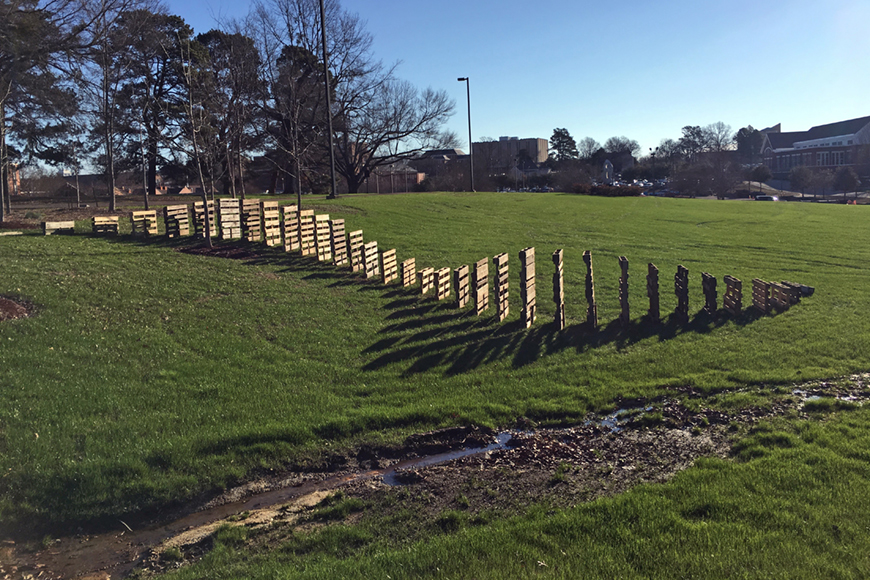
[1,193,870,533]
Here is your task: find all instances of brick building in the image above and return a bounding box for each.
[761,115,870,178]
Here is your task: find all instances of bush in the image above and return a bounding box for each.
[571,183,643,197]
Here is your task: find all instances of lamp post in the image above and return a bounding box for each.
[319,0,337,199]
[457,77,474,192]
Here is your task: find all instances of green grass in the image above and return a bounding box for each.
[1,192,870,535]
[167,408,870,579]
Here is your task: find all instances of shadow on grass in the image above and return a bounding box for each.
[100,234,772,377]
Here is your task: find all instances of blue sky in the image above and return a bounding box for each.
[168,0,870,155]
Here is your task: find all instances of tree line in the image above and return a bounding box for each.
[0,0,458,221]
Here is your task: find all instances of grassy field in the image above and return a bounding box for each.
[2,192,870,573]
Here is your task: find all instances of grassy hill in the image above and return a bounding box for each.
[2,192,870,576]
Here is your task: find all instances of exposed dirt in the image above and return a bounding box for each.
[0,297,34,322]
[5,380,869,580]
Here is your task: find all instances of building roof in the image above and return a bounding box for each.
[419,149,466,158]
[804,115,870,141]
[762,115,870,150]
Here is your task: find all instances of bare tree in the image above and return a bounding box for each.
[578,136,600,160]
[254,0,455,194]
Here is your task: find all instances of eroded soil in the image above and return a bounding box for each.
[4,379,869,580]
[0,297,34,322]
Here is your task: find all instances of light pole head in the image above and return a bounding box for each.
[457,77,467,82]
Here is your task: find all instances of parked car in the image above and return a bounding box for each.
[756,195,779,201]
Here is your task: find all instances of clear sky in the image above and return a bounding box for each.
[167,0,870,156]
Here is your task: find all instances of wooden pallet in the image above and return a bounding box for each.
[401,258,416,287]
[473,258,489,315]
[552,250,565,330]
[647,262,660,323]
[299,210,316,256]
[241,199,262,242]
[520,247,536,328]
[702,272,717,315]
[219,199,241,240]
[418,267,435,295]
[131,210,159,236]
[43,221,75,235]
[349,230,364,272]
[770,282,791,311]
[752,278,770,314]
[315,214,332,262]
[674,265,690,324]
[494,252,510,322]
[381,249,398,284]
[455,264,470,309]
[330,219,348,266]
[164,205,190,238]
[362,241,380,278]
[92,216,119,236]
[262,201,281,247]
[723,275,742,316]
[435,267,451,300]
[617,256,629,327]
[583,250,597,327]
[193,201,217,238]
[280,204,299,251]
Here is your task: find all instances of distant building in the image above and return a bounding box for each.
[761,115,870,178]
[473,137,548,174]
[409,148,466,179]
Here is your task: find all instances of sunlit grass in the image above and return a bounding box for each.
[1,192,869,533]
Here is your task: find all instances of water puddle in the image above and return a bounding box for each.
[11,431,519,579]
[588,406,654,432]
[382,432,515,486]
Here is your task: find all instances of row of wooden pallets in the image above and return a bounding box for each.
[45,199,811,328]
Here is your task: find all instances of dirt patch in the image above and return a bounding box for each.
[6,383,870,579]
[0,297,34,321]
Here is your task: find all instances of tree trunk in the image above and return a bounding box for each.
[0,105,6,222]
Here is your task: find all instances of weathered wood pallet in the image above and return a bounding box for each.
[241,199,262,242]
[262,201,281,247]
[702,272,717,315]
[92,216,119,236]
[752,278,771,314]
[299,210,316,256]
[552,249,565,330]
[674,265,690,324]
[131,210,159,236]
[455,264,470,308]
[164,205,190,238]
[193,200,217,238]
[315,214,332,262]
[280,204,299,251]
[330,219,348,266]
[381,248,398,284]
[473,257,489,315]
[219,199,242,240]
[362,241,380,278]
[43,221,75,235]
[349,230,364,272]
[401,258,416,287]
[583,250,597,327]
[520,247,536,328]
[494,252,510,322]
[647,263,660,323]
[770,282,791,311]
[618,256,629,327]
[723,275,742,316]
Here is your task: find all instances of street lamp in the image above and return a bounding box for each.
[457,77,474,192]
